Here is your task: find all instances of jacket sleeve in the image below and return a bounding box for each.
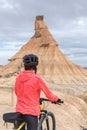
[38,77,58,101]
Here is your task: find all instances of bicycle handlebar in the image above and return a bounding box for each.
[40,98,64,105]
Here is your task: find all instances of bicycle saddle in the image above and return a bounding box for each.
[3,112,23,123]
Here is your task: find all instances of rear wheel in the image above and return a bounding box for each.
[38,112,56,130]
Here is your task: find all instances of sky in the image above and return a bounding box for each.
[0,0,87,67]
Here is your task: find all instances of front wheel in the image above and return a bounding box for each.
[38,112,56,130]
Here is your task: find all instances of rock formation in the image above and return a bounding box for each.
[0,15,87,94]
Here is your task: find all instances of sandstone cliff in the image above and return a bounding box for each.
[0,16,87,94]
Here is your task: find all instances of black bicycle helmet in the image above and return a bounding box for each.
[23,54,38,66]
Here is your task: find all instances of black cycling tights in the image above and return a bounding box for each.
[16,114,38,130]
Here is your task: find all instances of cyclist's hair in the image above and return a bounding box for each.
[23,54,38,73]
[24,64,37,73]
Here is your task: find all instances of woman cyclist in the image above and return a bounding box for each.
[14,54,63,130]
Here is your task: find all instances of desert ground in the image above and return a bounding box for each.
[0,87,87,130]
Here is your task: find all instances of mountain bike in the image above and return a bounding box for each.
[3,98,64,130]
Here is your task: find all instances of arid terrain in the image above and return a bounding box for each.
[0,88,87,130]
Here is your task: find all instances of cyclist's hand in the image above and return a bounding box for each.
[57,99,64,104]
[52,99,64,105]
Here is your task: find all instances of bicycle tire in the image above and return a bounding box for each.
[38,112,56,130]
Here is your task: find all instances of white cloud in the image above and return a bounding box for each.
[0,0,19,10]
[1,1,13,9]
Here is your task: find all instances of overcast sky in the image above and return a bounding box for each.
[0,0,87,67]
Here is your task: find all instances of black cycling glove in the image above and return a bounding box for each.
[52,98,64,104]
[57,98,64,104]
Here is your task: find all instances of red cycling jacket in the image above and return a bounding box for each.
[14,70,58,116]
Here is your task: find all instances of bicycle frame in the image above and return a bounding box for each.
[16,122,26,130]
